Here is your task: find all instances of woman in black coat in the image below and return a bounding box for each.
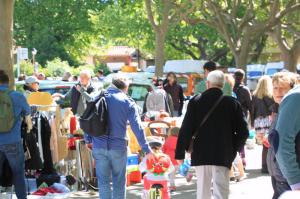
[163,72,184,117]
[251,76,275,173]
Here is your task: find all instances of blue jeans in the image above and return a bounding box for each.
[0,141,27,199]
[93,148,127,199]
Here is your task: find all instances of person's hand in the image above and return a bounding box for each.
[52,93,63,98]
[25,115,33,133]
[76,85,81,92]
[86,143,93,151]
[177,159,184,165]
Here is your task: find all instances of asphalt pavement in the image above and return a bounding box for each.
[68,145,274,199]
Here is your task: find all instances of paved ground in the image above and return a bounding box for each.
[68,145,274,199]
[2,145,273,199]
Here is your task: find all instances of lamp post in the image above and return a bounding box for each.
[32,48,38,73]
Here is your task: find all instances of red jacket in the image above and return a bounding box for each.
[162,136,178,166]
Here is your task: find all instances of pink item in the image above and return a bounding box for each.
[143,177,170,199]
[162,136,178,165]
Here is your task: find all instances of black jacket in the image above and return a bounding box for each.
[70,84,95,115]
[175,88,249,168]
[250,96,274,127]
[233,83,252,117]
[164,83,184,115]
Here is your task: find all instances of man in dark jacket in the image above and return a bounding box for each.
[233,69,252,118]
[53,69,99,117]
[233,69,251,166]
[175,70,249,199]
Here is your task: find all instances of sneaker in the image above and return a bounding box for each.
[169,186,177,192]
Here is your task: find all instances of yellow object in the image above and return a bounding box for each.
[27,92,53,106]
[121,65,137,72]
[127,126,152,153]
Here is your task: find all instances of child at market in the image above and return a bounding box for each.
[140,136,174,199]
[162,127,180,191]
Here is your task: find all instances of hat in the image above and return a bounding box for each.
[25,76,39,85]
[146,136,164,148]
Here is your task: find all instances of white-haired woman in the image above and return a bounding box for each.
[251,75,275,173]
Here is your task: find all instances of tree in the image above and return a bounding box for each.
[145,0,192,76]
[268,12,300,72]
[14,0,111,66]
[93,0,155,56]
[168,22,232,66]
[145,0,173,76]
[185,0,300,71]
[0,0,14,89]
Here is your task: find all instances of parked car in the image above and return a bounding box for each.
[104,71,153,86]
[16,80,77,95]
[127,81,154,109]
[144,65,156,73]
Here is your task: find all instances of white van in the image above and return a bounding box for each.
[164,60,206,74]
[264,62,284,76]
[246,64,265,91]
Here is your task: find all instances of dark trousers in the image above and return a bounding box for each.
[262,145,268,170]
[271,176,291,199]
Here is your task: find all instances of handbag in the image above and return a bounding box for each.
[188,95,224,153]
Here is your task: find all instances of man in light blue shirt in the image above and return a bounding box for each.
[276,85,300,190]
[0,70,31,199]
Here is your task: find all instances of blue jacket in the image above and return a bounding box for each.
[86,86,150,153]
[275,86,300,189]
[0,85,31,145]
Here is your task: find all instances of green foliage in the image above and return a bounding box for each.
[167,22,233,65]
[95,63,111,76]
[13,61,34,77]
[93,1,155,55]
[44,58,71,77]
[71,65,95,76]
[14,0,112,66]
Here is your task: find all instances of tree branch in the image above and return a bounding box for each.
[145,0,159,31]
[169,42,199,60]
[268,24,290,54]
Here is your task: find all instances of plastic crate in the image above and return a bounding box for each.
[127,154,139,166]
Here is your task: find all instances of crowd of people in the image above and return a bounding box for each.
[1,59,300,199]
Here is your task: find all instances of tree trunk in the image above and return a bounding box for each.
[0,0,14,89]
[235,54,248,71]
[282,52,298,72]
[282,39,300,72]
[154,31,166,77]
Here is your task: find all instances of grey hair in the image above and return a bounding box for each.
[207,70,225,88]
[112,77,129,90]
[79,69,92,79]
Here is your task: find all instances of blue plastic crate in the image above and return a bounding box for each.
[127,154,139,166]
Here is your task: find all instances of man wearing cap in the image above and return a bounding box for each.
[90,78,151,199]
[23,76,40,98]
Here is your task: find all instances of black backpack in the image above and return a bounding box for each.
[79,91,108,137]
